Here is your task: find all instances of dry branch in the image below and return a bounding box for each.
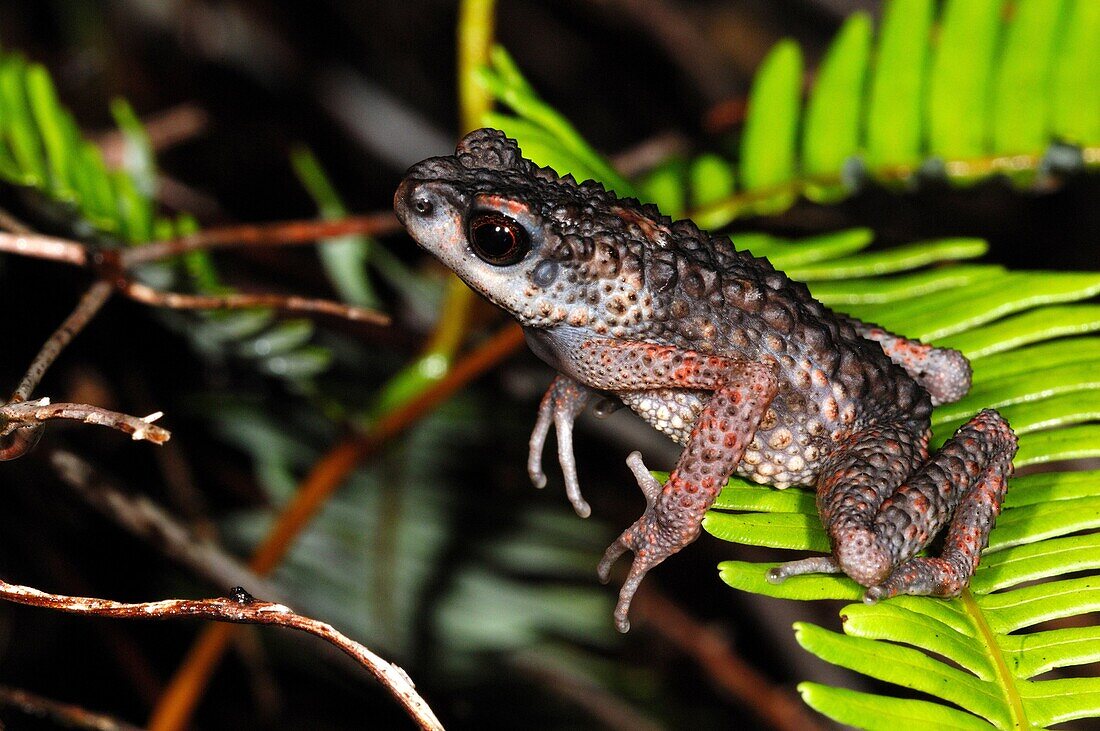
[121,213,403,266]
[121,281,389,324]
[0,578,443,731]
[13,281,113,402]
[0,399,170,445]
[49,450,284,601]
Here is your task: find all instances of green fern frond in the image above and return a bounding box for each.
[479,0,1100,227]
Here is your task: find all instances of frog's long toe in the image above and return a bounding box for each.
[625,451,663,505]
[597,529,661,634]
[766,556,842,584]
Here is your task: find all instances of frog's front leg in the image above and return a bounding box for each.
[528,374,595,517]
[563,339,779,632]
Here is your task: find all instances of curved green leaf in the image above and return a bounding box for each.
[740,39,802,211]
[926,0,1005,160]
[810,265,1002,306]
[998,625,1100,679]
[939,305,1100,358]
[799,682,995,730]
[802,12,871,194]
[795,622,1012,727]
[865,0,934,169]
[786,238,987,281]
[1050,0,1100,144]
[841,602,993,676]
[991,0,1065,155]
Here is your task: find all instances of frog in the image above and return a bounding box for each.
[394,128,1018,632]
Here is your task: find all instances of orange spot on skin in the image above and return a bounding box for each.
[478,195,534,219]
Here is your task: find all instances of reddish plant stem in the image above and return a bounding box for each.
[120,281,390,324]
[631,585,824,731]
[0,231,88,266]
[122,212,402,266]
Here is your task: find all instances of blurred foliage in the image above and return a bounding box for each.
[482,0,1099,228]
[0,43,385,385]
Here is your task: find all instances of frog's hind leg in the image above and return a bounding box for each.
[862,410,1017,602]
[769,410,1017,602]
[845,316,971,405]
[768,422,923,587]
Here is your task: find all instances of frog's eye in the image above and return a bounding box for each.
[467,212,530,266]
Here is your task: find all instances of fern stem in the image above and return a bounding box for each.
[688,146,1100,228]
[960,590,1028,730]
[416,0,498,362]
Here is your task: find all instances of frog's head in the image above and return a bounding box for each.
[395,128,655,335]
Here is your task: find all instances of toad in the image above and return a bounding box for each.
[395,129,1017,632]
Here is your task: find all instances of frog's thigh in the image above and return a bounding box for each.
[618,389,706,446]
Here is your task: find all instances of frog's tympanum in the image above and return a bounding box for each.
[395,129,1018,632]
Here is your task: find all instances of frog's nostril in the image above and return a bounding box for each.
[394,180,437,225]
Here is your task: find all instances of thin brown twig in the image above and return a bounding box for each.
[122,212,402,266]
[98,102,210,165]
[49,450,284,601]
[0,220,393,451]
[0,684,144,731]
[120,281,390,324]
[0,225,399,328]
[0,578,443,731]
[0,206,35,234]
[0,231,88,266]
[13,281,114,402]
[631,584,823,731]
[49,448,402,716]
[0,400,170,445]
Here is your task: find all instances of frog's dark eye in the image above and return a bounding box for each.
[467,212,530,266]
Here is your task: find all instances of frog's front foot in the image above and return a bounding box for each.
[528,375,593,517]
[597,452,694,633]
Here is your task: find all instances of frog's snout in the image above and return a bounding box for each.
[394,178,470,264]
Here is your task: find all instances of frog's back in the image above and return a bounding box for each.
[631,217,930,440]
